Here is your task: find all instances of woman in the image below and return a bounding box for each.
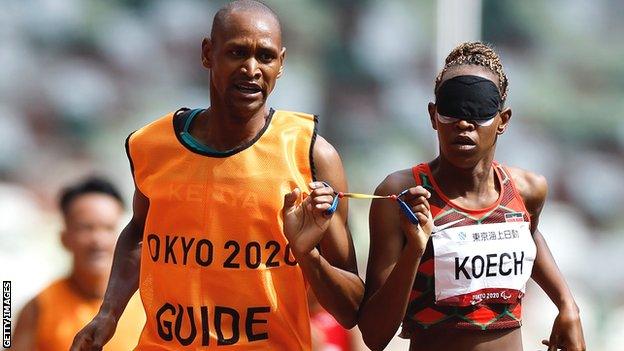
[358,42,585,351]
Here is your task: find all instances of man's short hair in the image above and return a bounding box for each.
[59,176,125,216]
[211,0,281,40]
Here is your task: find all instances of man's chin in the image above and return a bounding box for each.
[82,260,112,275]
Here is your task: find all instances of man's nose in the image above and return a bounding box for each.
[241,58,261,79]
[85,227,114,248]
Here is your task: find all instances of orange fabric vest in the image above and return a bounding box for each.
[35,278,145,351]
[127,109,316,350]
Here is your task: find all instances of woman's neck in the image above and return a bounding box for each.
[430,154,500,208]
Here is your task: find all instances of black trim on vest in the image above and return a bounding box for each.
[172,107,275,158]
[309,115,319,181]
[125,131,137,181]
[172,107,191,133]
[309,115,321,254]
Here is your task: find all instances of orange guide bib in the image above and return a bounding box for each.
[127,109,316,350]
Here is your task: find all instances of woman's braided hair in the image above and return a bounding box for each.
[434,41,509,103]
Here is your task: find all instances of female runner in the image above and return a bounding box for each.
[358,42,585,351]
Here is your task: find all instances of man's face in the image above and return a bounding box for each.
[203,10,285,118]
[62,194,123,276]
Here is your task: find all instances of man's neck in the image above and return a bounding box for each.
[190,105,270,152]
[68,270,107,300]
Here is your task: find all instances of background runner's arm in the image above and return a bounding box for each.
[12,298,38,351]
[292,136,363,329]
[70,188,147,350]
[358,173,432,351]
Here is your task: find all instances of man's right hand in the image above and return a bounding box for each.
[70,311,118,351]
[282,182,336,257]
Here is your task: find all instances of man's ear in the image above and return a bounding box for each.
[201,37,212,69]
[428,102,438,130]
[60,230,71,251]
[277,47,286,79]
[497,107,512,135]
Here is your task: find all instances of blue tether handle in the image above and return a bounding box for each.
[397,189,420,225]
[321,181,340,215]
[326,194,340,215]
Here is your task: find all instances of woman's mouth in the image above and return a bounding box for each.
[452,135,477,150]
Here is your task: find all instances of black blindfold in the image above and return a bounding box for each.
[435,75,502,121]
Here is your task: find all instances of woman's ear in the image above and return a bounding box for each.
[496,107,512,134]
[428,102,438,130]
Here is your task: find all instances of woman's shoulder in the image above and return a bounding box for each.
[375,167,419,196]
[504,165,548,213]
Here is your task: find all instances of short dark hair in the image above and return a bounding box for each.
[59,176,125,216]
[211,0,281,40]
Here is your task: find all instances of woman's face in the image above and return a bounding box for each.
[428,65,511,169]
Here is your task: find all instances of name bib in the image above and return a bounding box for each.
[432,221,536,306]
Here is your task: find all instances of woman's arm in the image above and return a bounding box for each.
[509,167,585,351]
[357,171,432,351]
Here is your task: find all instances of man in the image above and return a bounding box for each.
[12,177,145,350]
[71,1,363,350]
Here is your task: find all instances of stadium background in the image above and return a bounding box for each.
[1,0,623,349]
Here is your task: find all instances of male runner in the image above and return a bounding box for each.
[71,1,363,350]
[13,177,145,351]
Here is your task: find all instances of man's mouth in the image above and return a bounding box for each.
[234,82,262,95]
[87,249,110,260]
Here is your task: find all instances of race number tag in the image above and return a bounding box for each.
[432,221,536,306]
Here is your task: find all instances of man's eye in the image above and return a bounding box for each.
[230,49,244,57]
[259,53,275,62]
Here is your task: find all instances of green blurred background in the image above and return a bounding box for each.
[2,0,623,349]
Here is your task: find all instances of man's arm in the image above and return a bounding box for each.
[285,136,364,328]
[11,299,38,351]
[509,167,585,351]
[70,188,148,351]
